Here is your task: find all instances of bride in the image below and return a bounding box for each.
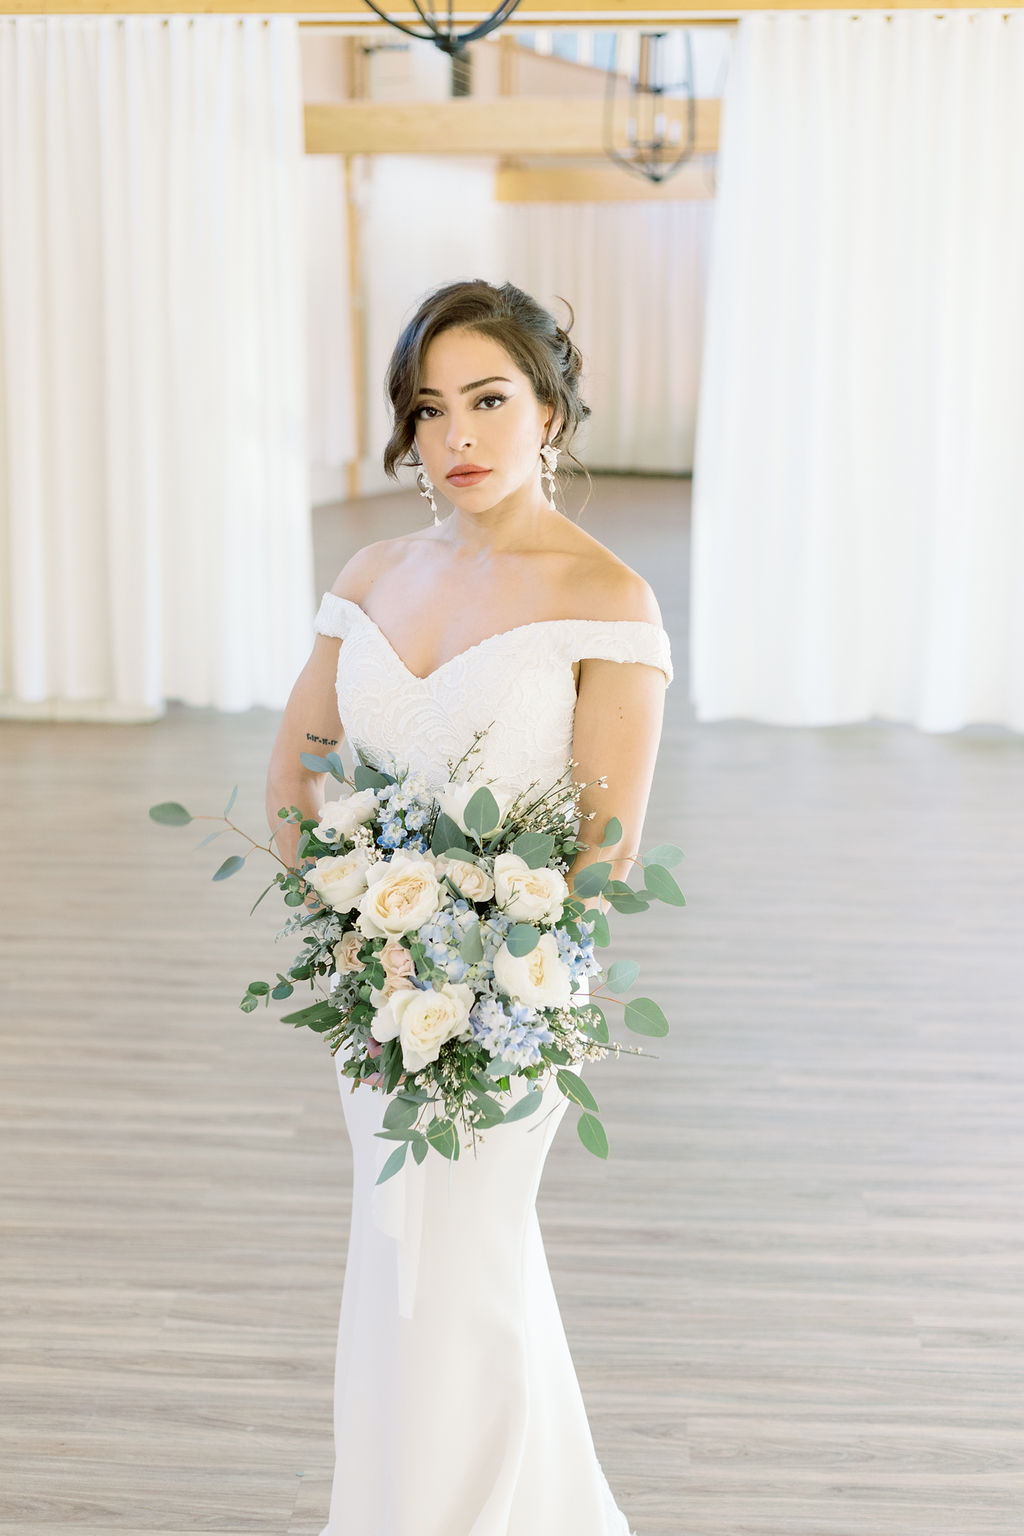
[266,279,673,1536]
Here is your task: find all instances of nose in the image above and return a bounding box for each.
[445,412,474,452]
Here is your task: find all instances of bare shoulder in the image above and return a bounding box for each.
[328,536,409,604]
[562,525,665,627]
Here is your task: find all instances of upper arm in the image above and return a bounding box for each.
[570,573,668,865]
[267,539,396,787]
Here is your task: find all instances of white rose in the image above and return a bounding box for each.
[493,931,572,1009]
[332,930,364,975]
[314,788,378,843]
[493,852,569,924]
[356,847,443,939]
[435,854,495,904]
[306,847,372,913]
[371,981,475,1072]
[369,938,418,1007]
[436,779,515,837]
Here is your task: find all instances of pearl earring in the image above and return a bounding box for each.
[540,442,559,511]
[417,466,441,525]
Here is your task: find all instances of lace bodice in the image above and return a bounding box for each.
[313,590,673,798]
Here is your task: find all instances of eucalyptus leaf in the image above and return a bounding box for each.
[505,923,541,957]
[149,801,192,826]
[354,763,392,792]
[376,1142,409,1185]
[624,996,670,1037]
[425,1118,459,1160]
[212,854,245,882]
[599,815,622,848]
[578,1006,610,1045]
[572,862,611,898]
[299,751,334,774]
[605,888,649,915]
[643,841,684,869]
[240,995,258,1014]
[195,830,223,849]
[281,1000,343,1028]
[556,1069,599,1113]
[431,812,468,856]
[605,959,639,993]
[511,831,556,869]
[503,1088,543,1123]
[411,1139,428,1165]
[577,1112,609,1159]
[643,862,687,907]
[247,981,270,997]
[383,1095,421,1132]
[470,1093,506,1130]
[459,919,484,963]
[224,784,238,817]
[271,982,294,1000]
[463,786,501,839]
[587,910,612,947]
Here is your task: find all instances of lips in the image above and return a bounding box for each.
[447,466,491,483]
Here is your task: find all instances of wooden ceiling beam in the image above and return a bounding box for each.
[305,96,720,155]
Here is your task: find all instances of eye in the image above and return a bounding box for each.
[413,392,507,421]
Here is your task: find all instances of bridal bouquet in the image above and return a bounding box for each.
[149,733,684,1185]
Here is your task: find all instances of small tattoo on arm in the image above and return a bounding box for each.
[306,732,339,746]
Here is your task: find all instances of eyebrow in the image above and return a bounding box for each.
[416,376,513,398]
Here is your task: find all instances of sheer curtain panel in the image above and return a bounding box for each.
[0,17,312,719]
[691,12,1024,734]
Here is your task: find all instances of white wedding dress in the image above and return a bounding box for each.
[312,590,673,1536]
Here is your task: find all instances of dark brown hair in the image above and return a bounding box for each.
[382,278,593,517]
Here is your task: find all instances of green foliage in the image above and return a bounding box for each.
[503,1088,543,1123]
[624,996,669,1037]
[599,815,622,847]
[577,1004,609,1044]
[212,855,245,881]
[605,959,639,993]
[354,762,392,792]
[431,811,468,856]
[556,1069,599,1113]
[577,1113,609,1158]
[224,784,238,817]
[587,910,611,947]
[511,831,556,868]
[376,1142,409,1185]
[463,786,501,839]
[643,841,684,868]
[505,922,541,957]
[459,919,484,963]
[572,861,611,897]
[642,862,686,906]
[149,801,192,826]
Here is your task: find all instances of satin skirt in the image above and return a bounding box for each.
[318,981,635,1536]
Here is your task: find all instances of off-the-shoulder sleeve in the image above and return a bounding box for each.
[568,621,674,685]
[313,591,352,640]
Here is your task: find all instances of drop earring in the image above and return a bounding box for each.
[417,466,441,525]
[540,442,559,511]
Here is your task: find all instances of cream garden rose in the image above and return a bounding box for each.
[306,847,372,913]
[332,930,363,975]
[493,852,569,925]
[493,931,573,1009]
[371,981,475,1072]
[314,787,378,843]
[369,938,418,1007]
[434,853,495,904]
[356,848,443,939]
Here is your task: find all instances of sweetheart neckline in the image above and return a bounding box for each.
[322,590,670,685]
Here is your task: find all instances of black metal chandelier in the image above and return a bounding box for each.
[358,0,524,58]
[604,31,697,186]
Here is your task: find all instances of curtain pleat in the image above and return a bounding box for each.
[691,12,1024,734]
[0,16,312,719]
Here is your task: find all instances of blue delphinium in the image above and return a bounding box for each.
[555,917,603,988]
[374,771,434,852]
[467,994,554,1068]
[417,899,479,984]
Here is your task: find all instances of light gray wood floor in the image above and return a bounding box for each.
[2,475,1023,1535]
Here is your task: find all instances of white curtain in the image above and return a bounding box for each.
[306,155,356,507]
[0,16,312,721]
[691,12,1024,735]
[502,200,713,474]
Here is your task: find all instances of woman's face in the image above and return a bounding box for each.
[412,327,559,514]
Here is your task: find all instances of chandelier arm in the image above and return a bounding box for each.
[356,0,522,51]
[450,0,524,48]
[356,0,439,42]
